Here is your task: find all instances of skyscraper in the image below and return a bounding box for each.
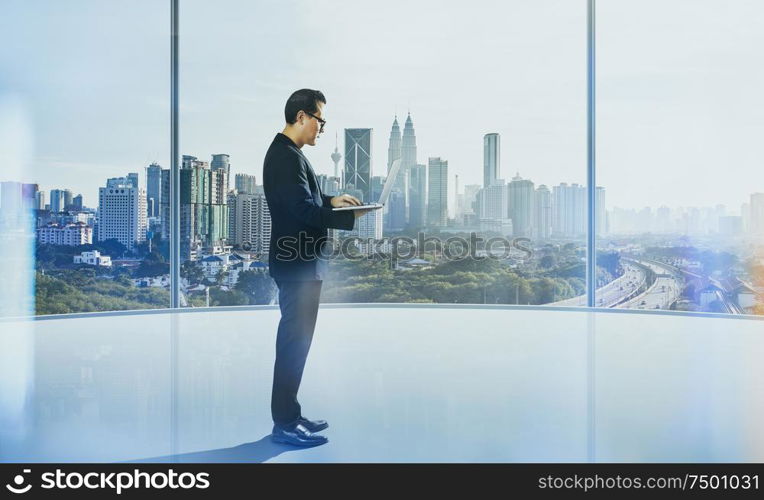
[209,164,229,249]
[235,173,257,195]
[454,174,460,218]
[162,156,230,259]
[72,194,83,211]
[401,112,418,222]
[386,116,404,231]
[475,181,507,221]
[343,210,383,241]
[552,183,586,238]
[484,133,500,188]
[35,190,45,210]
[427,157,448,227]
[127,173,139,189]
[387,115,402,176]
[49,189,66,213]
[97,177,147,251]
[146,162,162,217]
[535,185,551,240]
[107,176,137,189]
[232,192,271,258]
[160,168,171,241]
[211,154,231,194]
[182,155,198,169]
[62,189,73,210]
[315,174,339,198]
[386,191,406,232]
[408,164,427,228]
[179,158,206,258]
[344,128,373,202]
[507,172,534,237]
[463,184,481,216]
[227,190,237,244]
[370,176,385,204]
[325,177,341,196]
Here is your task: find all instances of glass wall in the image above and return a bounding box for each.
[0,1,171,316]
[178,0,588,308]
[597,0,764,315]
[4,0,760,317]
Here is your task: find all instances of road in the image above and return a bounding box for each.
[550,258,684,310]
[619,259,683,311]
[551,261,646,307]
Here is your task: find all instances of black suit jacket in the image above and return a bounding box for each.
[263,133,355,282]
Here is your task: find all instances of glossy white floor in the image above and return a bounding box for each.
[1,305,763,463]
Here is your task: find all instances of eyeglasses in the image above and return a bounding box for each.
[303,111,326,133]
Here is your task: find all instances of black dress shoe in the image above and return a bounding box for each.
[298,416,329,433]
[271,423,328,447]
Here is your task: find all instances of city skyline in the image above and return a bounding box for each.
[10,144,761,222]
[8,168,762,238]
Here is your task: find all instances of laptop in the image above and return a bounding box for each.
[332,158,401,211]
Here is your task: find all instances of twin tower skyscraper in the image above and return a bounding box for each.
[338,112,435,231]
[385,112,427,229]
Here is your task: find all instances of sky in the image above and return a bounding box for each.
[1,0,763,218]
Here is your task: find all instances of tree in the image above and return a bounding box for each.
[209,288,249,306]
[539,255,557,269]
[596,251,621,277]
[34,271,170,315]
[115,274,132,287]
[180,260,205,285]
[532,277,559,304]
[213,268,228,287]
[93,238,128,259]
[234,270,277,304]
[134,260,169,278]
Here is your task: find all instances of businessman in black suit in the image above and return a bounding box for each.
[263,89,374,446]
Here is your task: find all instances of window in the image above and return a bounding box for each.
[179,0,588,308]
[1,1,171,315]
[597,0,764,316]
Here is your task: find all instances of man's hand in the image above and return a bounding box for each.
[329,193,375,218]
[329,194,362,208]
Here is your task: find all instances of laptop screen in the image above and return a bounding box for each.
[377,158,402,205]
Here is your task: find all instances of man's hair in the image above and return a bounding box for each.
[284,89,326,124]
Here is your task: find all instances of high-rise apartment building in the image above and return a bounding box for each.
[427,157,448,227]
[146,162,162,217]
[483,133,500,188]
[98,176,147,251]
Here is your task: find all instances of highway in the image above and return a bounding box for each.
[551,261,647,307]
[619,259,683,311]
[550,258,684,310]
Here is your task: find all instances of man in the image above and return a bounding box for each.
[262,89,374,447]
